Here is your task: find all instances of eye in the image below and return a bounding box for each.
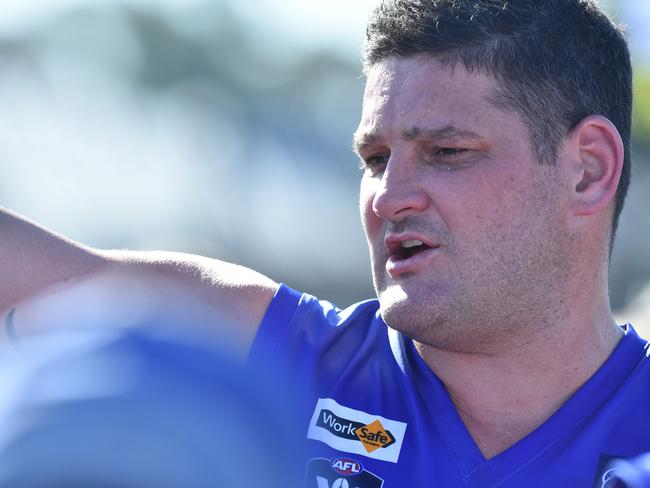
[424,147,474,170]
[435,147,468,157]
[358,153,389,173]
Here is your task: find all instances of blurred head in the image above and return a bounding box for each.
[362,0,632,243]
[0,310,303,487]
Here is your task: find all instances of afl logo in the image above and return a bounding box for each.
[331,458,363,476]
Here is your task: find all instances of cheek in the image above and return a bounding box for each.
[450,167,522,221]
[359,177,381,240]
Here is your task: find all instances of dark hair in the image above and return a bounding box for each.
[363,0,632,243]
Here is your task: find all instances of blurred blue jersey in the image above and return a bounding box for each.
[0,325,304,488]
[250,284,650,488]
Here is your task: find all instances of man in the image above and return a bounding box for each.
[0,0,648,486]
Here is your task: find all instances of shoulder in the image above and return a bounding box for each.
[259,285,380,337]
[251,285,383,364]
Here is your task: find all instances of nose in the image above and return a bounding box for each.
[371,158,430,221]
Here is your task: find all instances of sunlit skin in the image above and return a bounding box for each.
[356,55,573,353]
[355,56,624,456]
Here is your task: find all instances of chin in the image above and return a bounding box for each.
[377,285,446,339]
[377,282,483,351]
[378,282,521,353]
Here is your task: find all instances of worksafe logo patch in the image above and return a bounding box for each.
[307,398,407,463]
[355,419,396,453]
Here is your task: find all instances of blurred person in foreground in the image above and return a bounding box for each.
[0,275,303,487]
[1,0,649,486]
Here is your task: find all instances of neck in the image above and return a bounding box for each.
[415,300,623,459]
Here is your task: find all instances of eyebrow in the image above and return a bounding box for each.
[352,125,485,154]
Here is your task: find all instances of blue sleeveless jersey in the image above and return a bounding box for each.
[249,284,650,488]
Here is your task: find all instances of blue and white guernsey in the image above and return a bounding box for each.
[250,284,650,487]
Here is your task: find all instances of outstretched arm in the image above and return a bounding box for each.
[0,208,277,355]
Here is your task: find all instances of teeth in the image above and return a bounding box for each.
[401,240,423,249]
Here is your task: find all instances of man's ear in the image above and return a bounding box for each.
[568,115,624,216]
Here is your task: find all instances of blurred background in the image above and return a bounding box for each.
[0,0,648,325]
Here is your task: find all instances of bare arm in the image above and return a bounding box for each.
[0,208,277,355]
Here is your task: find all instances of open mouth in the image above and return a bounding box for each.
[396,240,431,260]
[393,240,433,260]
[384,237,438,276]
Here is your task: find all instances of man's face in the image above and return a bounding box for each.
[356,56,570,351]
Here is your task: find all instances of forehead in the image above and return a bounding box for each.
[357,55,517,142]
